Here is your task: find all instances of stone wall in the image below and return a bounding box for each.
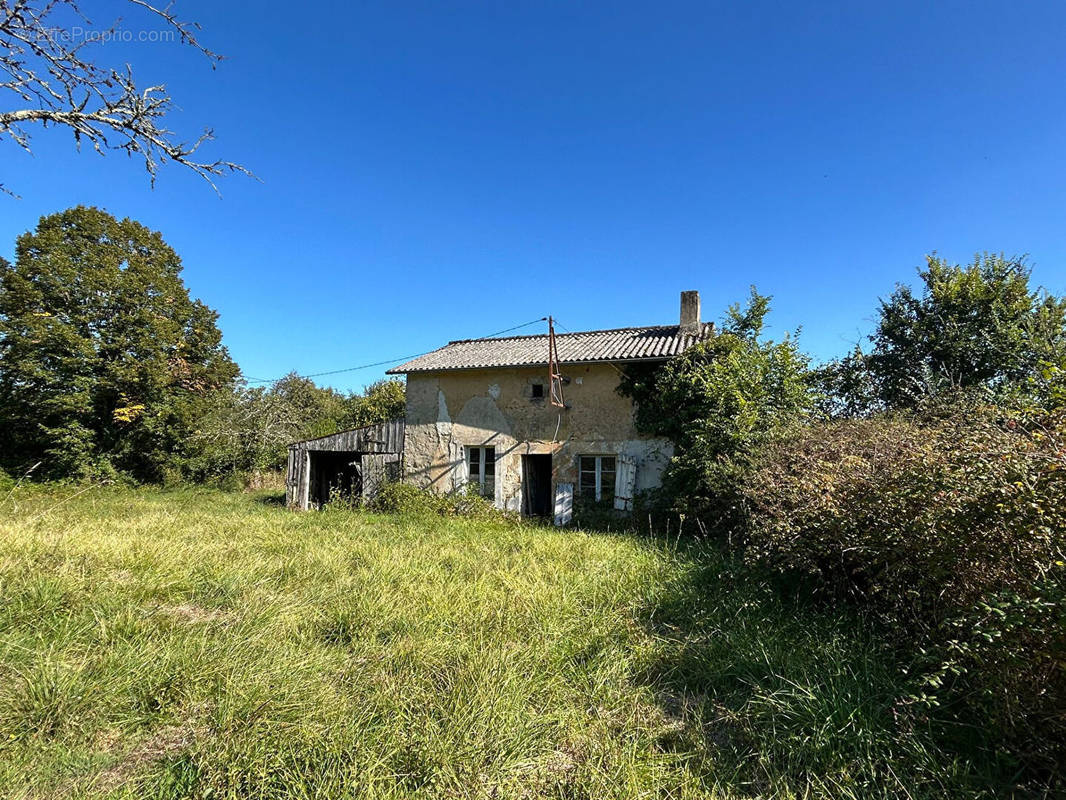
[402,363,672,513]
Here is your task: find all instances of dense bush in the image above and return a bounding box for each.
[619,289,815,532]
[743,404,1066,775]
[368,482,518,523]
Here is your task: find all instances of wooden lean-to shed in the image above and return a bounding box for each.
[286,418,404,510]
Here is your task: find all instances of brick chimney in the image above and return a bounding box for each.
[679,290,701,334]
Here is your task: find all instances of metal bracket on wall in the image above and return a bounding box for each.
[548,316,566,409]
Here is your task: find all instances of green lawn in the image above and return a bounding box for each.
[0,487,999,798]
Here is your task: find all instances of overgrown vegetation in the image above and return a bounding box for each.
[744,403,1066,778]
[367,482,518,522]
[622,259,1066,790]
[619,287,814,533]
[0,207,239,482]
[818,253,1066,414]
[0,487,1016,798]
[0,207,404,486]
[188,374,405,483]
[3,205,1064,792]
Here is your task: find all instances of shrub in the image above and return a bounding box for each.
[743,404,1066,775]
[618,288,815,533]
[571,495,629,531]
[368,482,518,523]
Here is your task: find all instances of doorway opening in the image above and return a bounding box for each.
[308,451,361,509]
[522,454,553,518]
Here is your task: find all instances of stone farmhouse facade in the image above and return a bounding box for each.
[287,292,712,523]
[385,291,711,523]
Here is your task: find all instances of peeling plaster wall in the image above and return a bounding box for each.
[402,364,673,512]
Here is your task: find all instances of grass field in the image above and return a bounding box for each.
[0,487,1004,799]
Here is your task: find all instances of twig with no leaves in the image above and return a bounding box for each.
[0,0,252,194]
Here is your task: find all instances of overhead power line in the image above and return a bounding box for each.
[244,317,549,385]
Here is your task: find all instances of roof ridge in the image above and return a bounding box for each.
[386,321,715,374]
[446,322,705,346]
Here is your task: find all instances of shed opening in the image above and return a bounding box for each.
[286,419,405,511]
[308,451,361,509]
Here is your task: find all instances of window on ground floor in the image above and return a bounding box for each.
[579,455,616,502]
[467,446,496,498]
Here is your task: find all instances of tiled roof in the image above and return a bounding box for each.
[387,322,714,374]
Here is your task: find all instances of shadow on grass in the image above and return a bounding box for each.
[251,491,287,507]
[631,538,1013,800]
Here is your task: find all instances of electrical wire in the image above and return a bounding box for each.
[244,317,549,385]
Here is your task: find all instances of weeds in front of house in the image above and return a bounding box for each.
[0,486,1013,798]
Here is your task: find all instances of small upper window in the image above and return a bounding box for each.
[531,383,545,399]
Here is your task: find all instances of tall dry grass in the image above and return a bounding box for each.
[0,487,1004,798]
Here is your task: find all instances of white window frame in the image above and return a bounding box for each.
[466,446,495,498]
[579,455,616,502]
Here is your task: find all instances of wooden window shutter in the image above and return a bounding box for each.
[614,455,637,511]
[554,482,574,526]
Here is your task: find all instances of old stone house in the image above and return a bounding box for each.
[286,291,711,519]
[383,291,712,523]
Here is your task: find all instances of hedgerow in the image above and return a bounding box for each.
[742,403,1066,777]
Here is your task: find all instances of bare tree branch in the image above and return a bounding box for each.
[0,0,251,195]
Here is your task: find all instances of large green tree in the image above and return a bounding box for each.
[619,288,814,528]
[188,375,406,480]
[344,379,406,430]
[868,254,1066,408]
[0,206,238,480]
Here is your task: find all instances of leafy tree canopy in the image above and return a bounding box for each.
[0,206,238,480]
[811,346,883,420]
[346,379,406,430]
[619,288,814,526]
[868,253,1066,408]
[188,375,406,480]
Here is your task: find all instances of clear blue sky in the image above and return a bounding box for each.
[4,0,1066,392]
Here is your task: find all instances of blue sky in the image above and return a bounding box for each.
[4,0,1066,392]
